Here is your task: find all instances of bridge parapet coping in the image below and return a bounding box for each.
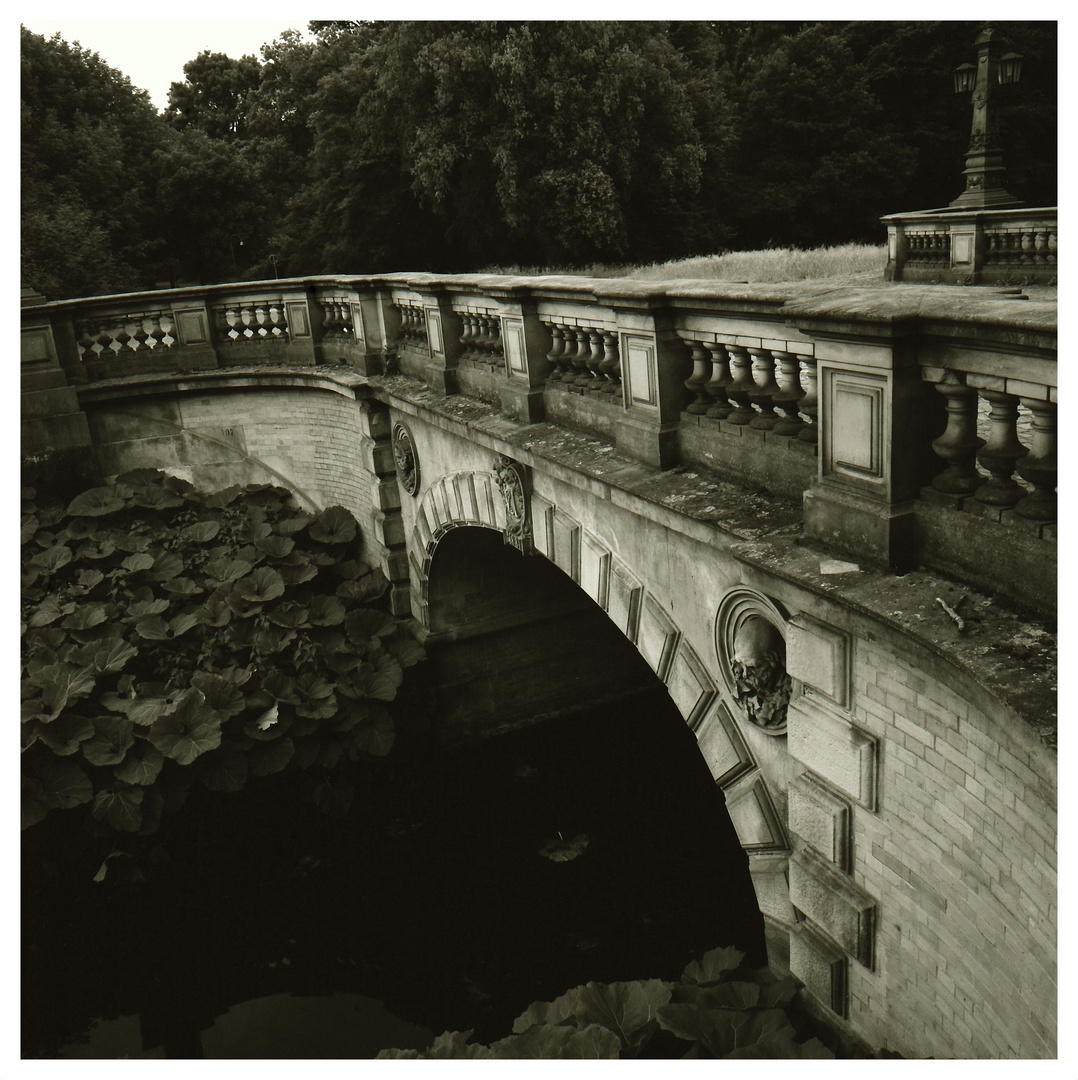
[24,273,1055,615]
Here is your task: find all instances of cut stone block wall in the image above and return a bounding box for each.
[786,613,1056,1058]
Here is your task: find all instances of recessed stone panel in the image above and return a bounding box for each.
[788,700,877,810]
[724,772,787,851]
[175,309,209,346]
[694,700,754,787]
[503,317,527,375]
[790,922,848,1018]
[551,510,581,582]
[665,640,719,729]
[426,310,443,355]
[530,494,555,558]
[285,302,310,338]
[455,472,480,522]
[786,614,850,708]
[748,851,795,923]
[21,326,55,368]
[790,847,875,968]
[821,367,886,487]
[579,530,610,609]
[636,593,679,681]
[789,773,851,871]
[623,333,656,407]
[605,559,642,642]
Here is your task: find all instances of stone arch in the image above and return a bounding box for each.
[408,472,791,965]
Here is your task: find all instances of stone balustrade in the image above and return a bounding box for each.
[22,272,1056,613]
[883,205,1057,285]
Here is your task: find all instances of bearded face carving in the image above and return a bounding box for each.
[730,615,791,732]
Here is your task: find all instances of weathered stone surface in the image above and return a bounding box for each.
[788,699,877,809]
[790,922,848,1018]
[789,773,851,870]
[786,614,850,707]
[693,701,753,786]
[790,847,875,968]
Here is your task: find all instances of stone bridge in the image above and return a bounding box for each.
[22,273,1057,1058]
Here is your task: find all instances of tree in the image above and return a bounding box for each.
[286,21,734,271]
[165,50,263,139]
[20,26,171,297]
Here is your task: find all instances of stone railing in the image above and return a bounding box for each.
[22,273,1056,613]
[882,205,1057,285]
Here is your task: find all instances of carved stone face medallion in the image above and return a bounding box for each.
[493,455,532,554]
[392,422,420,496]
[730,616,791,731]
[715,588,791,735]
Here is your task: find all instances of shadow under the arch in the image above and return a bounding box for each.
[387,525,768,1036]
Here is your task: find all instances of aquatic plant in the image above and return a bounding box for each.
[378,945,834,1058]
[21,470,424,843]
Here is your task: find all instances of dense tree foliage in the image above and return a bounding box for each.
[21,20,1056,297]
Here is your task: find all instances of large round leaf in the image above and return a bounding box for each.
[308,595,346,626]
[234,566,285,603]
[191,672,246,718]
[61,604,110,631]
[92,785,144,832]
[81,715,136,767]
[34,757,94,809]
[114,746,165,786]
[22,777,49,830]
[308,505,358,544]
[67,487,125,517]
[148,689,223,765]
[38,712,96,756]
[30,545,73,574]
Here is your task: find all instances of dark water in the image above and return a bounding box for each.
[23,686,765,1058]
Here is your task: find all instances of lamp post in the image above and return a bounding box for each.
[949,24,1024,209]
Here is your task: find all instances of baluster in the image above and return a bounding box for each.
[974,389,1027,506]
[929,371,984,494]
[1020,231,1034,266]
[1014,398,1056,521]
[242,306,257,339]
[267,304,284,337]
[724,344,756,425]
[459,313,476,360]
[568,327,591,388]
[486,316,504,367]
[704,343,734,420]
[682,340,712,414]
[796,354,818,444]
[545,323,566,382]
[157,314,175,348]
[105,321,125,356]
[748,347,781,430]
[1033,230,1048,266]
[474,313,489,360]
[985,233,1000,266]
[579,329,602,390]
[599,331,621,396]
[480,315,498,365]
[131,317,151,352]
[253,305,267,338]
[771,351,805,436]
[1047,231,1057,266]
[76,325,96,362]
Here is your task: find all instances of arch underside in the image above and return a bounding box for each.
[409,468,795,969]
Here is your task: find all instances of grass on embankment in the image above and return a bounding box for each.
[483,243,888,285]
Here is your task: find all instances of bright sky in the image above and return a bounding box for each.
[20,19,311,111]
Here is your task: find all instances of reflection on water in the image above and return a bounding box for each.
[58,994,432,1059]
[25,688,764,1058]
